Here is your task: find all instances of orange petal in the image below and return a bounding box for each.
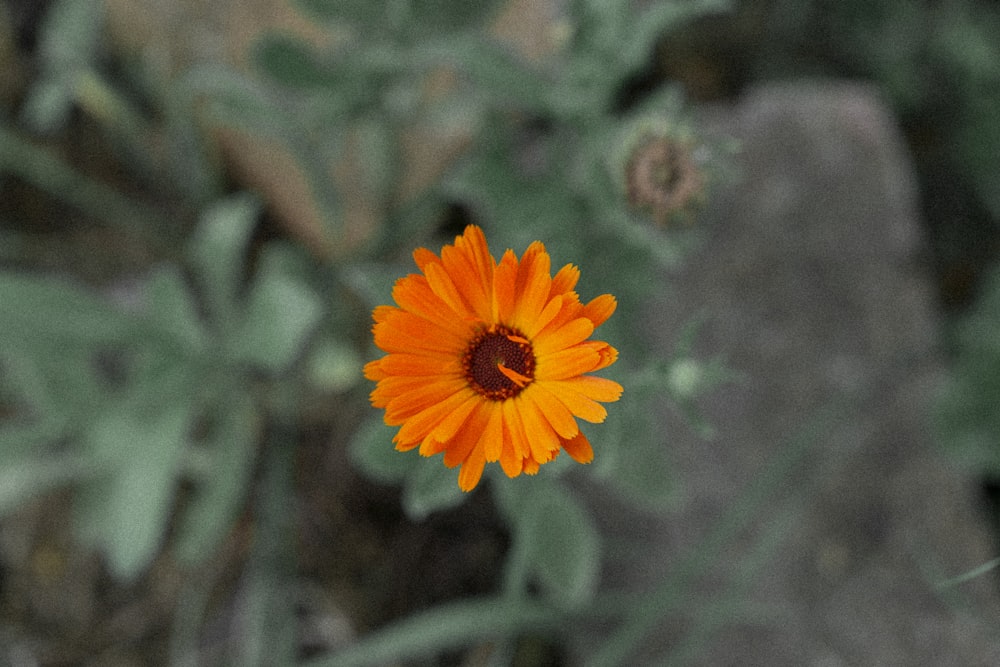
[412,247,440,271]
[502,399,530,461]
[393,275,468,334]
[559,375,624,403]
[551,263,580,296]
[583,294,617,327]
[523,383,579,439]
[479,401,505,463]
[441,228,494,321]
[382,378,466,421]
[591,342,619,371]
[515,394,561,458]
[364,359,387,382]
[458,443,487,491]
[522,294,563,339]
[377,352,462,377]
[374,310,466,354]
[443,402,491,468]
[493,249,519,323]
[510,243,552,332]
[371,304,395,324]
[394,388,475,445]
[542,380,609,423]
[428,392,481,443]
[419,434,450,457]
[533,317,595,357]
[561,431,594,463]
[425,261,473,318]
[500,400,528,477]
[535,346,601,381]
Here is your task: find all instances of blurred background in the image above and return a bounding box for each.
[2,0,1000,665]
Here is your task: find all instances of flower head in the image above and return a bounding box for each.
[610,115,707,228]
[364,225,622,491]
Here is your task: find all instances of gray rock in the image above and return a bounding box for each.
[578,81,1000,666]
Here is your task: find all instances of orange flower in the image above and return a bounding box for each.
[364,225,622,491]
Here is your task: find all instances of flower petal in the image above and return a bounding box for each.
[479,401,505,463]
[510,242,551,332]
[533,317,595,357]
[425,261,475,319]
[442,226,494,321]
[559,375,624,403]
[377,352,462,377]
[535,346,601,381]
[458,443,487,491]
[583,294,617,327]
[523,384,579,439]
[441,401,491,467]
[515,394,561,459]
[380,377,465,419]
[393,275,472,334]
[542,380,609,423]
[551,263,579,296]
[499,403,526,478]
[394,388,475,446]
[493,249,519,323]
[561,431,594,463]
[374,309,467,354]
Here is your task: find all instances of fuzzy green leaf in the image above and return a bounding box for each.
[253,34,339,89]
[0,273,139,347]
[403,459,465,520]
[188,194,261,326]
[174,390,260,565]
[231,271,323,373]
[144,265,208,353]
[78,378,196,580]
[349,416,412,484]
[521,482,600,609]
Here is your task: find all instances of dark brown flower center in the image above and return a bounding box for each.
[463,325,535,400]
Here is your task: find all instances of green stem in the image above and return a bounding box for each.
[301,597,565,667]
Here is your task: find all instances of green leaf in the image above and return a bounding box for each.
[0,456,94,516]
[144,265,208,353]
[307,336,363,392]
[424,37,553,112]
[22,0,105,133]
[20,80,75,134]
[402,458,465,520]
[0,273,139,347]
[37,0,105,73]
[231,270,323,373]
[349,416,412,484]
[408,0,504,34]
[294,0,382,26]
[521,482,600,609]
[77,374,197,580]
[253,33,339,89]
[593,392,677,511]
[174,390,261,565]
[188,194,261,326]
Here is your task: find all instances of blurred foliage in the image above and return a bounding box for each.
[10,0,972,664]
[937,265,1000,474]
